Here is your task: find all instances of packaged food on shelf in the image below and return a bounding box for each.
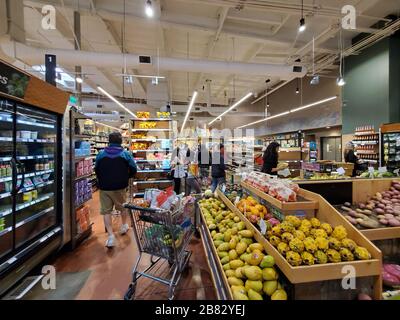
[138,121,157,129]
[199,197,288,300]
[157,112,170,118]
[136,111,150,119]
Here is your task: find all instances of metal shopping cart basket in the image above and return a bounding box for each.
[124,194,194,300]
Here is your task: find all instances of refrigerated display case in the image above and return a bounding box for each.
[0,60,68,296]
[0,98,63,295]
[381,123,400,172]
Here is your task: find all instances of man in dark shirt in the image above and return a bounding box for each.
[95,132,137,248]
[211,144,226,192]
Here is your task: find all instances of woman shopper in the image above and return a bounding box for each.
[171,143,188,194]
[261,141,281,175]
[344,142,362,177]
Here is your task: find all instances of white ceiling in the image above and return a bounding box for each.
[2,0,400,124]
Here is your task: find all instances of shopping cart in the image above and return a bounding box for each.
[124,195,194,300]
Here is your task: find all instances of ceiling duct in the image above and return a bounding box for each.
[0,39,306,79]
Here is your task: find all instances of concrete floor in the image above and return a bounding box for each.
[53,191,217,300]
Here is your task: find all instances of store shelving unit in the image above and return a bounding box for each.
[70,110,94,249]
[352,126,380,166]
[130,116,174,197]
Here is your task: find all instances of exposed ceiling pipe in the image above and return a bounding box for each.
[0,39,306,79]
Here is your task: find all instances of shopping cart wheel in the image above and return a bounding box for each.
[124,283,136,300]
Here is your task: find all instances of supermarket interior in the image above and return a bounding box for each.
[0,0,400,302]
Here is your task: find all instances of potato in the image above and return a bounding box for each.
[375,208,385,214]
[377,215,385,219]
[344,202,352,207]
[377,203,386,209]
[384,214,394,219]
[344,216,358,225]
[341,206,352,212]
[359,203,366,209]
[379,219,388,225]
[388,218,400,227]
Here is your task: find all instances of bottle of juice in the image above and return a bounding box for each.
[6,163,12,177]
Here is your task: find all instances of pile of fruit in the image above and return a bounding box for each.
[243,171,300,202]
[224,184,242,202]
[340,181,400,228]
[383,264,400,288]
[359,170,395,179]
[136,111,150,118]
[157,111,171,118]
[267,216,372,266]
[131,133,147,139]
[131,142,150,150]
[138,121,157,129]
[199,197,287,300]
[236,196,279,226]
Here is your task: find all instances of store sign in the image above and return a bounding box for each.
[0,62,30,99]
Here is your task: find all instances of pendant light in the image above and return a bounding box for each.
[145,0,154,18]
[295,78,300,94]
[299,0,306,32]
[337,28,346,87]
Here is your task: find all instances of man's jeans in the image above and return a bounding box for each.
[211,177,226,192]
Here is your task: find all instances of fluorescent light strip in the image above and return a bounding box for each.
[238,96,338,129]
[238,111,290,129]
[95,121,121,131]
[290,96,337,113]
[181,91,198,133]
[208,92,253,125]
[97,86,138,118]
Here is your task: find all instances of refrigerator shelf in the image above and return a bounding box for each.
[0,176,12,183]
[75,173,94,181]
[0,116,12,123]
[0,207,12,218]
[0,137,12,142]
[17,155,54,160]
[16,138,55,144]
[16,119,54,129]
[15,193,54,212]
[17,169,54,179]
[0,227,12,237]
[15,207,54,229]
[0,192,11,199]
[0,157,11,161]
[19,180,54,193]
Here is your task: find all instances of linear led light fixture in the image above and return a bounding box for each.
[208,92,253,126]
[181,91,198,133]
[97,86,138,118]
[237,96,338,129]
[116,74,166,79]
[95,121,122,131]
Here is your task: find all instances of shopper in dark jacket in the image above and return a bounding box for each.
[261,141,280,175]
[211,144,226,192]
[344,142,361,177]
[95,132,137,248]
[198,143,211,187]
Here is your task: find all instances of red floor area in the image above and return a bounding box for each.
[53,191,216,300]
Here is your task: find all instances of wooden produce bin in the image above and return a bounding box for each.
[198,205,233,300]
[352,178,400,241]
[217,189,383,300]
[241,182,319,215]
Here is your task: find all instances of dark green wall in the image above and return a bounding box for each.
[343,39,390,134]
[389,34,400,123]
[343,35,400,134]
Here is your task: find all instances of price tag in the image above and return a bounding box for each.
[337,167,346,175]
[221,184,226,193]
[234,196,240,205]
[393,169,399,177]
[368,167,375,174]
[278,168,291,177]
[378,167,387,174]
[258,218,267,235]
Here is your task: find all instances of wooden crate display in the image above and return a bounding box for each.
[217,189,383,300]
[198,205,233,300]
[352,178,400,241]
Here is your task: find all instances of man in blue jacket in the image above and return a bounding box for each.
[95,132,137,248]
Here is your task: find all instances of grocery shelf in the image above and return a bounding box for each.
[0,137,12,142]
[17,119,54,129]
[135,118,172,121]
[0,115,12,123]
[0,226,12,237]
[15,207,54,228]
[0,157,12,161]
[0,192,11,199]
[0,206,12,218]
[18,169,54,179]
[132,150,169,153]
[133,179,173,184]
[0,176,12,183]
[16,138,55,143]
[75,173,94,181]
[132,128,172,132]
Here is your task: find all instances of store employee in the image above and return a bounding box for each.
[261,141,281,175]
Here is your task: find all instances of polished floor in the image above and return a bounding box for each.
[53,191,216,300]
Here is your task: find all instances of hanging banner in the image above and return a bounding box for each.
[0,61,30,99]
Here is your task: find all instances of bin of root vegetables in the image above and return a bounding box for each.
[337,181,400,229]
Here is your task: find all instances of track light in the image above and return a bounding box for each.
[337,77,346,87]
[181,91,198,133]
[208,92,253,125]
[296,87,300,94]
[75,77,83,84]
[97,86,138,118]
[299,18,306,32]
[145,0,154,18]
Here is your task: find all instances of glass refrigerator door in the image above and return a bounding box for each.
[0,99,14,259]
[15,104,58,248]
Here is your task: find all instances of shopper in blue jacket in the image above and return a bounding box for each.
[95,132,137,248]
